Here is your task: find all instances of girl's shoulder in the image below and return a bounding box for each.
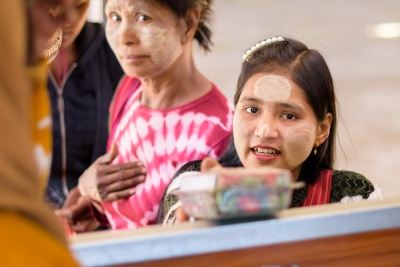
[156,160,202,224]
[330,170,377,203]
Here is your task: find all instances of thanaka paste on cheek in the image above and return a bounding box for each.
[233,112,248,163]
[233,112,247,138]
[254,75,291,102]
[284,123,315,167]
[105,0,135,45]
[140,24,180,65]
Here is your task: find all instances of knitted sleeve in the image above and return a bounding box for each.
[329,170,376,203]
[156,161,201,224]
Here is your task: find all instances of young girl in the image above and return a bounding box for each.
[158,36,382,224]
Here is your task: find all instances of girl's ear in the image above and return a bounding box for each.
[316,113,332,144]
[180,8,201,45]
[200,157,222,172]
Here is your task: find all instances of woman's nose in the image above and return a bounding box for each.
[118,22,138,45]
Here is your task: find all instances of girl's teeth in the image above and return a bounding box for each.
[254,147,278,155]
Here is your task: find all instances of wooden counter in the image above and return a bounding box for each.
[71,197,400,267]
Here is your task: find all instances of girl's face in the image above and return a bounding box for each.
[105,0,186,78]
[233,72,331,180]
[60,0,90,49]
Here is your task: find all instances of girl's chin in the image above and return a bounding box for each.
[245,160,275,169]
[246,158,287,170]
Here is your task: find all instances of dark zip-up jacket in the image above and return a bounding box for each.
[46,22,124,208]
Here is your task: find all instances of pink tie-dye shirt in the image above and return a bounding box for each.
[103,77,233,229]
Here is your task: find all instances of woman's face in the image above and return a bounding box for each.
[60,0,90,49]
[233,72,330,180]
[105,0,186,78]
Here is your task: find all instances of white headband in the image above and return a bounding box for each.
[242,36,285,62]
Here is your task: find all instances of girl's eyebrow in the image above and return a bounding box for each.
[277,102,305,112]
[239,96,263,104]
[240,97,305,112]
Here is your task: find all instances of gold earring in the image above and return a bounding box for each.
[313,141,319,155]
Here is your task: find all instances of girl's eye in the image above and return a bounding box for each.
[245,107,259,114]
[110,13,121,22]
[138,15,150,21]
[282,113,296,120]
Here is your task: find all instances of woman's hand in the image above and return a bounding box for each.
[172,157,223,223]
[79,143,147,202]
[175,206,189,223]
[200,157,222,172]
[55,187,100,234]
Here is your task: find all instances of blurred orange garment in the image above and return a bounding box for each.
[0,0,79,266]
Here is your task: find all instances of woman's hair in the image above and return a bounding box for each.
[157,0,213,51]
[222,36,337,184]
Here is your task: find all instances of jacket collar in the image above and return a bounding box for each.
[75,22,105,65]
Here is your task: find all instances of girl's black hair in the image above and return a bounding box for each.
[217,136,243,167]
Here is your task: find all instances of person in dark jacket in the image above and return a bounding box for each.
[46,0,124,210]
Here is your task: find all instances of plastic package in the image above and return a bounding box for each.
[172,167,304,220]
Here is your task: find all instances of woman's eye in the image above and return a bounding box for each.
[245,107,259,114]
[110,13,121,22]
[138,15,150,21]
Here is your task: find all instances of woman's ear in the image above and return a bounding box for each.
[316,113,332,144]
[180,8,201,45]
[200,157,222,172]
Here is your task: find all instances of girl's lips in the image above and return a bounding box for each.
[250,146,281,162]
[250,149,279,162]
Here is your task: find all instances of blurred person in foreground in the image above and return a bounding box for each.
[0,0,80,265]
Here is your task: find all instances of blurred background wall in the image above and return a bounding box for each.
[90,0,400,198]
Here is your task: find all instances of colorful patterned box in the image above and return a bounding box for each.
[173,167,304,220]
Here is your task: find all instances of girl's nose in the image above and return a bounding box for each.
[254,123,270,138]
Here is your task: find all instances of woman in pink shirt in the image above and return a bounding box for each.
[66,0,233,230]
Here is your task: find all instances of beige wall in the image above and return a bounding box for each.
[87,0,104,23]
